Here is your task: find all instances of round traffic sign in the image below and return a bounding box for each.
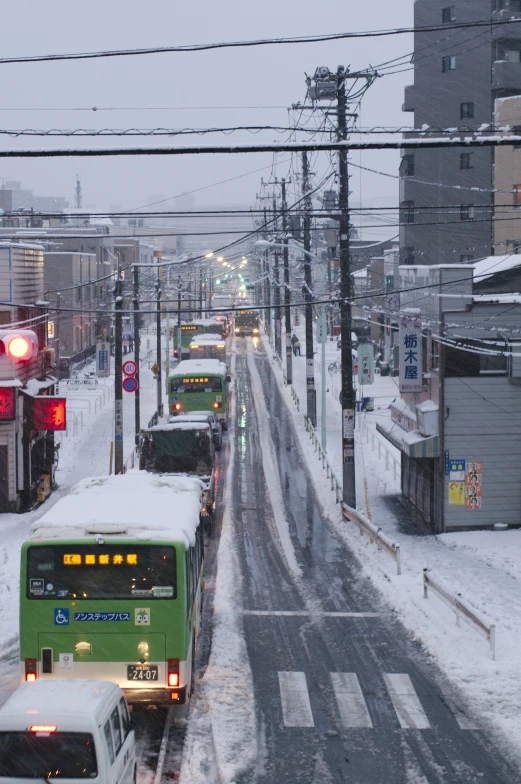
[122,376,139,393]
[122,360,138,376]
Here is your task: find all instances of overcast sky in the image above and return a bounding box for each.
[0,0,413,238]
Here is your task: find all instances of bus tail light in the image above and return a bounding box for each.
[168,659,180,687]
[213,402,222,410]
[174,403,182,411]
[25,658,37,681]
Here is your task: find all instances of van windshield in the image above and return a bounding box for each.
[0,731,97,778]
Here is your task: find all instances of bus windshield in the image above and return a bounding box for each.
[27,544,176,600]
[171,376,222,393]
[236,312,258,327]
[0,731,97,779]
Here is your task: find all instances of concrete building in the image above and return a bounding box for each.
[494,94,521,254]
[0,181,69,212]
[400,0,521,266]
[0,243,58,512]
[377,261,521,531]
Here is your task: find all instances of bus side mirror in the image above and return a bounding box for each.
[226,375,231,382]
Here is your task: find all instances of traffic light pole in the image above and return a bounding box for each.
[337,66,356,508]
[302,151,317,427]
[282,178,292,385]
[114,261,124,475]
[133,266,140,446]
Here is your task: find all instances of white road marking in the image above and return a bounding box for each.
[331,672,373,728]
[384,673,431,730]
[278,671,314,727]
[440,691,479,730]
[243,610,379,618]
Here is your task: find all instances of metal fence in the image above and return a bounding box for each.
[304,417,342,503]
[423,568,496,659]
[342,503,402,575]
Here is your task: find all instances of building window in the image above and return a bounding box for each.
[515,185,521,206]
[442,6,455,22]
[445,340,508,376]
[460,153,473,169]
[401,247,415,265]
[460,254,474,262]
[460,205,475,221]
[460,102,475,119]
[496,39,521,62]
[401,200,415,224]
[400,155,415,177]
[442,56,456,72]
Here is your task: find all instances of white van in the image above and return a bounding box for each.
[0,680,136,783]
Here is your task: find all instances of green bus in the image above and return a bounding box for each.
[20,470,205,705]
[173,318,225,360]
[168,359,230,429]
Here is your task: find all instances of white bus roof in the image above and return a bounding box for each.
[0,680,121,730]
[190,334,225,345]
[30,470,203,547]
[172,359,227,377]
[181,318,220,327]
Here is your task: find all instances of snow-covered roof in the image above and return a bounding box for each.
[0,379,23,388]
[471,254,521,283]
[30,470,204,547]
[173,359,227,376]
[24,377,56,396]
[472,293,521,305]
[415,399,439,413]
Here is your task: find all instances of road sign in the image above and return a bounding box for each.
[151,363,160,375]
[122,377,139,393]
[96,342,111,378]
[317,315,327,344]
[122,360,137,376]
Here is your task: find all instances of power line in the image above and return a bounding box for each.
[1,19,519,66]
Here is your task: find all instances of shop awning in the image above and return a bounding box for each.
[376,422,439,458]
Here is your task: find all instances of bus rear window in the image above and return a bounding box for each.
[171,376,222,393]
[27,544,176,600]
[0,731,97,779]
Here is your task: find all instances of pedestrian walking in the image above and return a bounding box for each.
[291,334,300,355]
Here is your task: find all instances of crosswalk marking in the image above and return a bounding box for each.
[331,673,373,728]
[383,673,431,730]
[278,671,314,727]
[243,610,379,618]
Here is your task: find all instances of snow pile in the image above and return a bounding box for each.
[31,470,204,546]
[180,346,257,783]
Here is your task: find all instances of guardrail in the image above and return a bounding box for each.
[65,410,84,438]
[290,386,300,411]
[304,416,342,503]
[360,419,400,481]
[342,503,402,575]
[423,569,496,659]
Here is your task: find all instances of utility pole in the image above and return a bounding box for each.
[155,254,163,417]
[337,65,356,508]
[199,266,204,318]
[114,258,124,474]
[282,179,292,385]
[133,266,140,446]
[263,206,271,339]
[302,151,317,427]
[55,291,61,374]
[272,198,282,358]
[177,274,182,360]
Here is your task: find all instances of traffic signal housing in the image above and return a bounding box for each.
[0,330,39,361]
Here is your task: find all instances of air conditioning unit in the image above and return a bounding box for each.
[43,347,55,369]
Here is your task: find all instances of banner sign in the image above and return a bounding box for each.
[96,342,111,379]
[357,343,374,386]
[0,387,15,420]
[399,316,422,393]
[34,397,66,431]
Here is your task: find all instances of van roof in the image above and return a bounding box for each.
[0,680,121,729]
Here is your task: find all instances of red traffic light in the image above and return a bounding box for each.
[0,330,38,361]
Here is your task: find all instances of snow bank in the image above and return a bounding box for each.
[180,343,257,783]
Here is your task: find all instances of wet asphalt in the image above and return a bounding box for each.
[232,338,519,784]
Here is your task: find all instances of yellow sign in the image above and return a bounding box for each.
[448,481,465,506]
[63,553,138,566]
[151,363,160,375]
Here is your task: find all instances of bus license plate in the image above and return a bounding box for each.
[127,665,158,681]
